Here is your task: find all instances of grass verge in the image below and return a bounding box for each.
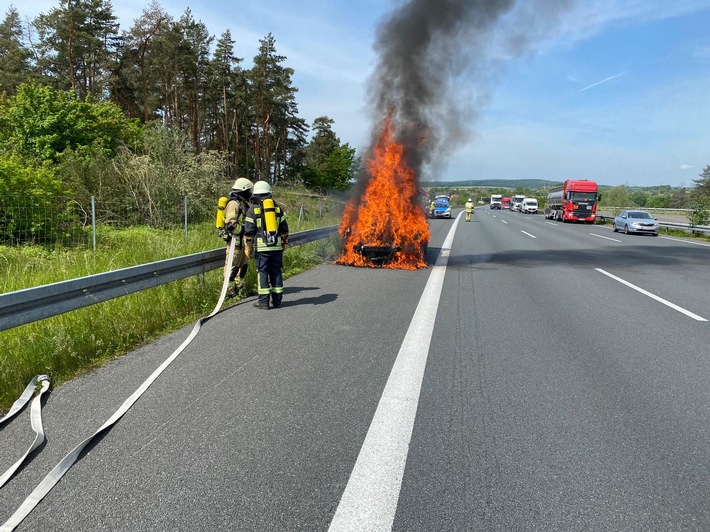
[0,189,343,411]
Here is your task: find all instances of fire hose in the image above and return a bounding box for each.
[0,375,51,489]
[1,237,237,531]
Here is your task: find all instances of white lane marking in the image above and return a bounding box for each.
[544,222,557,226]
[501,220,508,224]
[660,235,710,248]
[521,230,537,239]
[590,233,622,242]
[329,212,462,532]
[595,268,708,322]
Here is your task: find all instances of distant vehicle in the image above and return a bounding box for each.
[521,198,538,214]
[511,194,526,212]
[545,180,600,223]
[429,195,452,219]
[613,210,659,236]
[501,197,511,209]
[490,194,502,209]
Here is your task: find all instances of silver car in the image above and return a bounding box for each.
[612,210,659,236]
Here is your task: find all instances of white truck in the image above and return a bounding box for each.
[490,194,502,210]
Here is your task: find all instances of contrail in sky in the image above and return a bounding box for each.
[579,70,628,92]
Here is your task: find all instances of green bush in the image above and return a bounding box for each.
[0,156,79,243]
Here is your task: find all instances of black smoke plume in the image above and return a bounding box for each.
[358,0,573,187]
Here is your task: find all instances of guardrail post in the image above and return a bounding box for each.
[184,196,188,241]
[91,196,96,252]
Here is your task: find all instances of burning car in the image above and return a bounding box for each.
[336,115,429,270]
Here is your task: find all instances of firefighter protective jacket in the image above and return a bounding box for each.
[224,198,249,246]
[244,200,289,253]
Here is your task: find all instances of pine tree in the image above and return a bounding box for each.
[175,8,213,151]
[300,116,356,190]
[247,33,299,183]
[116,0,171,122]
[0,7,33,95]
[33,0,119,99]
[692,165,710,198]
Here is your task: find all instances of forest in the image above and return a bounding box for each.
[2,1,709,244]
[0,1,356,243]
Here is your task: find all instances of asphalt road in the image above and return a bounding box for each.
[1,208,709,531]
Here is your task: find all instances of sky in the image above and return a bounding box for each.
[6,0,710,187]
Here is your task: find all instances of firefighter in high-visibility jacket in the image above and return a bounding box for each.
[243,180,289,309]
[218,178,254,298]
[465,198,475,222]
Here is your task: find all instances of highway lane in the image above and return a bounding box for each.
[1,208,709,530]
[397,209,710,530]
[490,208,710,319]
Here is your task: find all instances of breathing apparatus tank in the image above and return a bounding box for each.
[216,196,228,229]
[262,198,278,244]
[263,198,278,233]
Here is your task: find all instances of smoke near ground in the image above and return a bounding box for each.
[361,0,575,185]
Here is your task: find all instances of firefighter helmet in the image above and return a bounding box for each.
[468,198,472,202]
[230,177,253,200]
[253,180,272,196]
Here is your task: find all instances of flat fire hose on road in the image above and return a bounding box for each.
[1,237,237,531]
[0,375,51,489]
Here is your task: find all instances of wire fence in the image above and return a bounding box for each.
[0,194,214,248]
[0,192,341,249]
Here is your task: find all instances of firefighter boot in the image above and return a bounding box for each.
[226,283,238,299]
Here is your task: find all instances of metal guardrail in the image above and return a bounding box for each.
[0,225,339,332]
[601,207,693,213]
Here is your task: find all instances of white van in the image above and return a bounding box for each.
[521,198,538,214]
[511,194,526,212]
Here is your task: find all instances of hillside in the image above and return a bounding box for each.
[420,179,563,189]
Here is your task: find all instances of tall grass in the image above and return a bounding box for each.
[0,188,344,410]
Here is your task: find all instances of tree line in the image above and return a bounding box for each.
[0,1,357,243]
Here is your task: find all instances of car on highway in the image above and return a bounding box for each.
[612,210,659,236]
[429,195,452,219]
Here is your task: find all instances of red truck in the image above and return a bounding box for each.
[501,197,511,209]
[545,180,600,224]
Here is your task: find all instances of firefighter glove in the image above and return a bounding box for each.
[282,233,289,250]
[244,238,253,259]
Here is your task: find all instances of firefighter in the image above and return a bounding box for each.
[244,180,289,310]
[222,178,254,298]
[465,197,475,222]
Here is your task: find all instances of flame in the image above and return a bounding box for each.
[336,114,429,270]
